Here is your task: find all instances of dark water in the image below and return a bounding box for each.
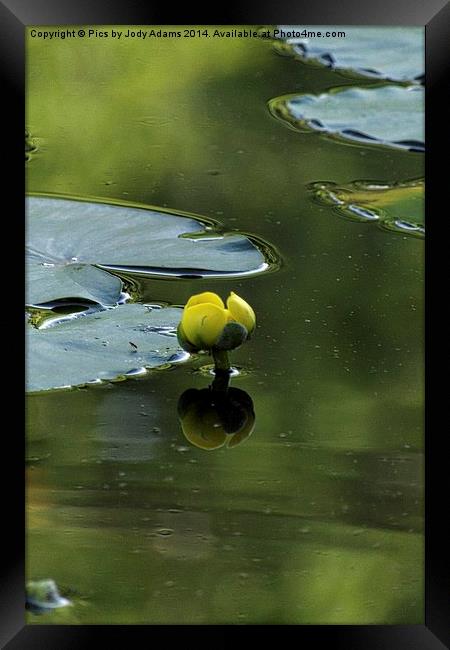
[26,29,424,624]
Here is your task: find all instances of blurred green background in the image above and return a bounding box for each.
[26,26,424,624]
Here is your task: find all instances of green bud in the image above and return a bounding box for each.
[213,322,248,351]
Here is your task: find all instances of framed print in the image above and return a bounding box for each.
[1,0,448,645]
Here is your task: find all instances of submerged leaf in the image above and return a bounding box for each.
[25,129,38,162]
[310,179,425,238]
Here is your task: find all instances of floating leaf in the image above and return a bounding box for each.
[26,580,71,613]
[269,85,424,152]
[26,303,188,392]
[26,197,273,308]
[310,179,424,238]
[275,27,424,83]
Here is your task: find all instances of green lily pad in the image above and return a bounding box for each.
[275,27,423,82]
[26,580,71,612]
[27,197,271,308]
[269,85,424,152]
[310,179,424,238]
[26,303,187,392]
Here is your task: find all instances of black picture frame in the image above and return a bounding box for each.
[2,0,448,646]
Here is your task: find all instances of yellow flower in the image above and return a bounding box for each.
[226,291,256,335]
[178,291,255,352]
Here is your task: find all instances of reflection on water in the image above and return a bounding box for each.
[26,27,423,624]
[178,372,255,450]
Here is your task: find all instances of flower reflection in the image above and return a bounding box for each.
[177,376,255,451]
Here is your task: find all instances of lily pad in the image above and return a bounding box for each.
[269,85,424,152]
[26,303,188,392]
[26,197,272,308]
[310,179,424,238]
[26,580,71,613]
[275,27,424,83]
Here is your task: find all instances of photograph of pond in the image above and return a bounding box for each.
[26,25,424,624]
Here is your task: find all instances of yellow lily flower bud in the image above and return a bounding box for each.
[226,291,256,334]
[177,291,256,359]
[181,301,228,350]
[185,292,225,310]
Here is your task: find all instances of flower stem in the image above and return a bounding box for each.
[212,349,231,373]
[211,371,231,392]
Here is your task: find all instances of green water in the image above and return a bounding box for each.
[26,28,424,624]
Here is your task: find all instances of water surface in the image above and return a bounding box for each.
[26,28,424,624]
